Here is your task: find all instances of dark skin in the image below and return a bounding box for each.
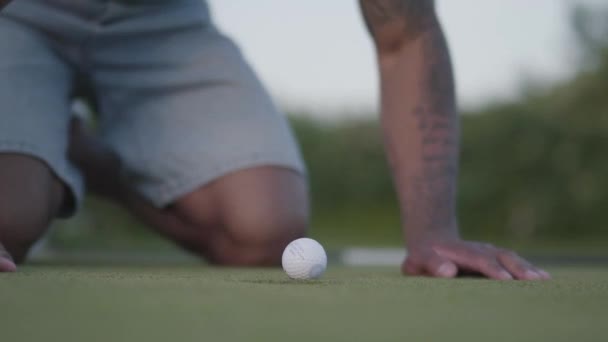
[0,0,549,280]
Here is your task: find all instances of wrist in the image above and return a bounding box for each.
[404,222,460,247]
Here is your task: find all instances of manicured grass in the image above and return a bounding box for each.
[1,265,606,342]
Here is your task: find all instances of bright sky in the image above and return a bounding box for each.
[209,0,604,116]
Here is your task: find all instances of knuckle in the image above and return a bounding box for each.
[475,257,491,268]
[478,258,500,271]
[498,249,519,259]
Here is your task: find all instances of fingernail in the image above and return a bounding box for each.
[499,271,513,280]
[437,263,456,278]
[524,270,541,280]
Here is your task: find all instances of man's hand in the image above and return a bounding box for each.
[403,236,551,280]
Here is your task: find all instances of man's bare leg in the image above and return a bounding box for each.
[0,154,65,272]
[171,167,309,265]
[70,121,309,266]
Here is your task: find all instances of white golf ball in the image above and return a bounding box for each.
[282,238,327,280]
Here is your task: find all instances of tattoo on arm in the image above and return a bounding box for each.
[407,28,459,231]
[360,1,458,232]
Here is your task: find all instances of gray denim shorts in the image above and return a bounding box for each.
[0,0,305,215]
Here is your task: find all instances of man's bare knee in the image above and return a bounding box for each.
[208,210,309,266]
[230,204,309,246]
[173,166,310,266]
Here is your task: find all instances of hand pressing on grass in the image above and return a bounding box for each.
[403,236,551,280]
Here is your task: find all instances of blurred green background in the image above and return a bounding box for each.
[49,5,608,255]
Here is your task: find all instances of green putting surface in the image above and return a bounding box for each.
[1,266,607,342]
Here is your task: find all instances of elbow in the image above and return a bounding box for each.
[371,20,443,69]
[372,25,412,56]
[360,0,440,56]
[370,16,441,57]
[373,24,437,55]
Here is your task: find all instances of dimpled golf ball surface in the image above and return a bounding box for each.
[282,238,327,280]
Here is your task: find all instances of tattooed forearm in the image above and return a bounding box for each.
[364,0,459,237]
[405,26,458,232]
[359,0,436,50]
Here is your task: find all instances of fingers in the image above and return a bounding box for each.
[436,242,551,281]
[425,254,458,278]
[497,250,551,280]
[477,258,513,280]
[434,243,512,280]
[0,243,17,272]
[405,239,550,281]
[403,251,458,278]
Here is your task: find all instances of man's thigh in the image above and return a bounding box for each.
[92,0,306,211]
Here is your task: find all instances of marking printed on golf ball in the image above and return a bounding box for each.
[282,238,327,280]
